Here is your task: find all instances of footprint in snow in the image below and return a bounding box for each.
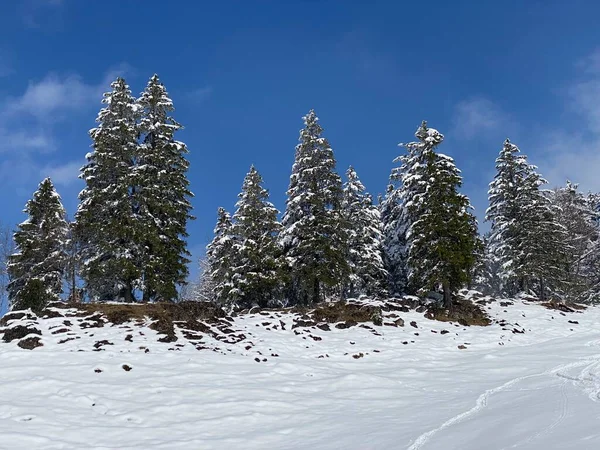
[13,414,36,422]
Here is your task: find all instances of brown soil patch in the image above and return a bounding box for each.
[18,336,43,350]
[541,300,587,313]
[425,298,491,326]
[2,325,42,343]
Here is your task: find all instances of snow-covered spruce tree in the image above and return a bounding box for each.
[7,178,68,312]
[206,207,236,304]
[342,166,387,298]
[380,182,408,295]
[229,166,281,308]
[280,110,349,305]
[472,232,503,295]
[549,182,599,301]
[76,77,141,302]
[583,192,600,302]
[401,122,480,309]
[518,169,569,300]
[135,74,194,301]
[64,220,84,302]
[486,139,568,299]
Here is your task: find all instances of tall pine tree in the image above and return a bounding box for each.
[76,77,140,302]
[7,178,68,311]
[280,110,348,305]
[136,74,194,301]
[206,207,236,304]
[229,166,281,308]
[401,122,479,308]
[486,139,567,298]
[342,166,387,298]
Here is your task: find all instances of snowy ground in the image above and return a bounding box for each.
[1,295,600,449]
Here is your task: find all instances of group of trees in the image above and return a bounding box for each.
[202,114,600,309]
[480,140,600,302]
[5,75,193,311]
[4,89,600,313]
[203,116,480,309]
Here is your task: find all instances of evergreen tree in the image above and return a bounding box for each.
[547,182,597,300]
[64,220,83,302]
[381,182,408,295]
[486,139,567,298]
[76,77,140,302]
[280,110,348,305]
[401,122,480,308]
[136,74,194,301]
[206,207,236,304]
[342,166,387,298]
[7,178,68,311]
[473,232,503,295]
[229,166,281,308]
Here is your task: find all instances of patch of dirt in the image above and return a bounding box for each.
[122,364,132,372]
[93,340,114,350]
[18,337,43,350]
[51,328,70,335]
[2,325,42,343]
[311,301,382,327]
[425,298,491,326]
[55,301,226,342]
[0,312,36,326]
[542,300,586,313]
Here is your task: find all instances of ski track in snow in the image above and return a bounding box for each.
[409,343,600,450]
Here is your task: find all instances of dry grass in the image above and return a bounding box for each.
[48,301,226,342]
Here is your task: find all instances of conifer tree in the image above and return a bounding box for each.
[486,139,568,298]
[342,166,387,298]
[206,207,236,304]
[229,166,281,308]
[76,77,140,302]
[517,170,569,300]
[7,178,68,311]
[136,74,194,301]
[401,122,479,308]
[381,181,408,295]
[280,110,348,305]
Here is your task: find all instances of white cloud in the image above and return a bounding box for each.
[576,49,600,76]
[0,65,131,196]
[4,74,99,120]
[568,79,600,134]
[40,160,82,187]
[452,97,509,140]
[533,48,600,192]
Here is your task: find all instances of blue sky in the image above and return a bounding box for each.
[1,0,600,285]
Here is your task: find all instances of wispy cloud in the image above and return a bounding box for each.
[40,160,82,187]
[4,74,101,121]
[535,48,600,192]
[576,49,600,76]
[0,65,131,194]
[452,97,510,140]
[188,86,213,102]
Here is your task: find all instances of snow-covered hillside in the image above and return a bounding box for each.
[1,294,599,449]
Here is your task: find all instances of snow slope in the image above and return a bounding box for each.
[1,295,600,450]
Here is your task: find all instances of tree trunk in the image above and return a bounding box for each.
[124,281,134,303]
[443,283,452,311]
[313,278,320,305]
[539,277,545,301]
